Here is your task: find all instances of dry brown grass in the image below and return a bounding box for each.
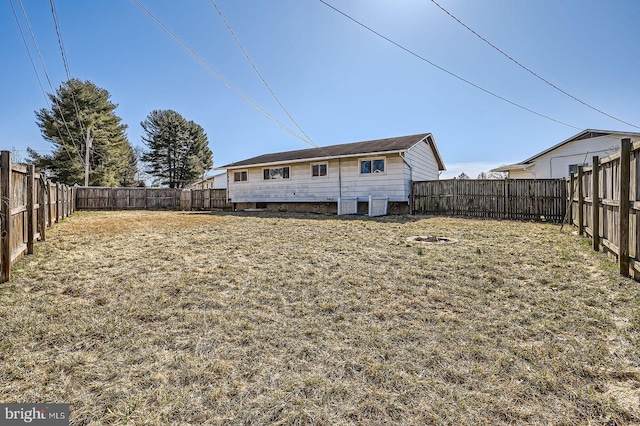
[1,210,639,425]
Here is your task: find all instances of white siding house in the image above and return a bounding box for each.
[189,172,227,190]
[218,133,445,212]
[492,129,640,178]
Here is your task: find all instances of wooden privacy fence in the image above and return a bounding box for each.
[412,178,567,222]
[190,188,230,210]
[1,151,75,283]
[567,138,640,280]
[75,187,232,211]
[76,187,192,210]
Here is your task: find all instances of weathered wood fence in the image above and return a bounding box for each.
[567,138,640,279]
[75,187,231,211]
[190,188,229,210]
[75,187,191,210]
[0,151,75,283]
[412,178,567,222]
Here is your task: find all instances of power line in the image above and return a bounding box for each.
[131,0,313,145]
[49,0,70,80]
[12,0,84,166]
[210,0,317,147]
[428,0,640,130]
[49,0,87,140]
[9,0,48,105]
[318,0,581,131]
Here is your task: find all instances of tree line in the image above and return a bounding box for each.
[28,79,213,188]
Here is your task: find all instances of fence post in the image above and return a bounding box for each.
[64,186,69,217]
[1,151,12,283]
[38,173,46,241]
[453,178,457,216]
[619,139,631,277]
[26,165,35,255]
[504,179,510,220]
[568,174,574,225]
[47,181,52,227]
[591,156,600,251]
[578,166,584,235]
[71,185,75,213]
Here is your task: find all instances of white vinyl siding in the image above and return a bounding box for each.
[228,155,410,202]
[340,156,408,201]
[229,160,341,202]
[406,140,439,181]
[508,169,535,179]
[400,140,440,199]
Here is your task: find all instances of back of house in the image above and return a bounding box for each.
[218,133,445,214]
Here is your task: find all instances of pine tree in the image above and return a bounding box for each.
[141,110,213,188]
[29,78,136,186]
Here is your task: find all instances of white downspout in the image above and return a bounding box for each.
[399,152,412,206]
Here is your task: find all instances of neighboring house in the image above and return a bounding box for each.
[217,133,445,213]
[189,172,227,190]
[492,129,640,178]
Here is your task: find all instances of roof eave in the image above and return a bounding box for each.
[424,133,446,171]
[490,163,529,172]
[521,129,640,164]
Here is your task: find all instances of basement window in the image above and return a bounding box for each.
[263,166,290,180]
[311,163,328,177]
[360,158,385,175]
[233,170,248,182]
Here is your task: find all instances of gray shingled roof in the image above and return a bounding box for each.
[220,133,444,169]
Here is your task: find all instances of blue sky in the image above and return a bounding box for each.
[2,0,639,179]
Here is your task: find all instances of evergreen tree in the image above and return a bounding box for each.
[29,79,136,186]
[141,109,213,188]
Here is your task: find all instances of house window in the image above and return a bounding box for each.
[568,163,588,175]
[233,170,248,182]
[263,166,290,180]
[311,163,328,177]
[360,158,385,174]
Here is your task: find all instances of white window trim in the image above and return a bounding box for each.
[263,165,291,180]
[232,169,249,183]
[359,156,386,176]
[310,162,329,178]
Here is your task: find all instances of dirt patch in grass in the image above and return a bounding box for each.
[1,211,639,425]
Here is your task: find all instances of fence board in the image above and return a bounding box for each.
[191,189,230,210]
[0,151,74,283]
[412,179,566,222]
[567,138,640,281]
[76,187,229,211]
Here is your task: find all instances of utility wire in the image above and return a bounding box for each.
[49,0,70,80]
[131,0,311,144]
[9,0,48,105]
[428,0,640,130]
[49,0,88,139]
[210,0,317,147]
[318,0,581,131]
[13,0,84,166]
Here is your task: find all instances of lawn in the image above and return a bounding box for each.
[1,210,639,425]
